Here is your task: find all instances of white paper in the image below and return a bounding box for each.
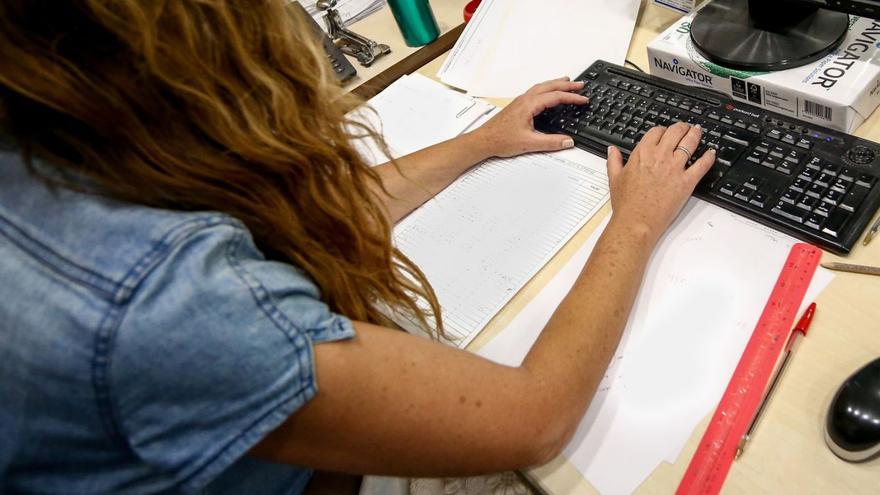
[297,0,386,29]
[438,0,641,98]
[349,74,494,166]
[477,200,834,495]
[394,150,610,347]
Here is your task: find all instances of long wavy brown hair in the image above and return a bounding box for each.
[0,0,442,333]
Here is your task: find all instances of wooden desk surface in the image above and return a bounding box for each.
[411,1,880,494]
[339,0,465,99]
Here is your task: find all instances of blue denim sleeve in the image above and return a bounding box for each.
[109,220,355,494]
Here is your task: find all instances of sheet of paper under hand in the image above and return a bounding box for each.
[476,199,834,495]
[393,150,610,347]
[438,0,641,98]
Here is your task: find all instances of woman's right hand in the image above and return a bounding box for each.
[606,122,716,243]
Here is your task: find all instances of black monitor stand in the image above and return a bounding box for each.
[691,0,849,72]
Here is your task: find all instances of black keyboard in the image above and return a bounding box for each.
[535,61,880,254]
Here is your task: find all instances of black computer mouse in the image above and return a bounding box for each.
[825,357,880,462]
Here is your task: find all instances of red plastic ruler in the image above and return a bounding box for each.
[676,242,822,495]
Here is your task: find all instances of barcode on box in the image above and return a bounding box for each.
[803,100,833,121]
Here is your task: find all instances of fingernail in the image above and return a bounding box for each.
[580,95,589,101]
[694,124,702,131]
[708,148,716,154]
[563,139,575,149]
[607,145,615,154]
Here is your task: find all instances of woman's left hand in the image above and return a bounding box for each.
[470,77,589,158]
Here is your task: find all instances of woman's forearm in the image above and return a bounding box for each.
[372,131,494,223]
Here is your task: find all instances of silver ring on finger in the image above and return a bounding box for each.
[674,145,692,161]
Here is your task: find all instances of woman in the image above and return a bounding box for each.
[0,1,715,494]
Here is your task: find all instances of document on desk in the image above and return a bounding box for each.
[348,73,494,166]
[393,151,610,347]
[437,0,641,98]
[477,200,835,495]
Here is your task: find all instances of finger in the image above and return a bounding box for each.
[671,124,703,167]
[527,133,576,153]
[686,147,717,185]
[607,145,625,187]
[635,126,666,149]
[657,122,693,154]
[526,77,583,96]
[529,91,589,117]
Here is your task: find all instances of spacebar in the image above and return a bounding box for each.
[575,128,635,154]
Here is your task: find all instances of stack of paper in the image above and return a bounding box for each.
[438,0,641,97]
[349,73,494,166]
[296,0,385,29]
[478,200,834,495]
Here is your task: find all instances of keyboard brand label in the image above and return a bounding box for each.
[726,105,761,120]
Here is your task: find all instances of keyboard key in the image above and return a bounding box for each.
[822,189,843,206]
[750,192,768,208]
[755,142,771,154]
[746,150,764,164]
[785,150,805,165]
[772,201,806,223]
[776,164,794,175]
[761,155,780,169]
[781,189,800,205]
[748,124,762,134]
[839,168,856,182]
[822,163,841,176]
[814,201,834,217]
[806,183,826,199]
[723,130,751,146]
[717,146,744,166]
[743,176,763,190]
[791,178,810,193]
[781,133,798,144]
[719,180,737,196]
[734,120,748,129]
[840,186,869,212]
[691,105,705,115]
[856,174,876,188]
[799,167,820,181]
[767,129,783,140]
[770,146,785,159]
[608,78,621,87]
[796,138,814,150]
[735,186,753,202]
[720,116,734,125]
[806,157,823,170]
[619,81,632,91]
[707,110,722,120]
[805,214,824,230]
[815,173,833,188]
[831,178,850,194]
[797,196,818,211]
[822,209,851,238]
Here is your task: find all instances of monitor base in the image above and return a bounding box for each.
[691,0,849,72]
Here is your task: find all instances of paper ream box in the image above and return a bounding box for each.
[647,7,880,133]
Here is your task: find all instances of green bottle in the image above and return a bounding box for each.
[387,0,440,47]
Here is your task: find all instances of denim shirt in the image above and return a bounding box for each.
[0,144,355,495]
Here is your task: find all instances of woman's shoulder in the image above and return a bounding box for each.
[0,147,245,302]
